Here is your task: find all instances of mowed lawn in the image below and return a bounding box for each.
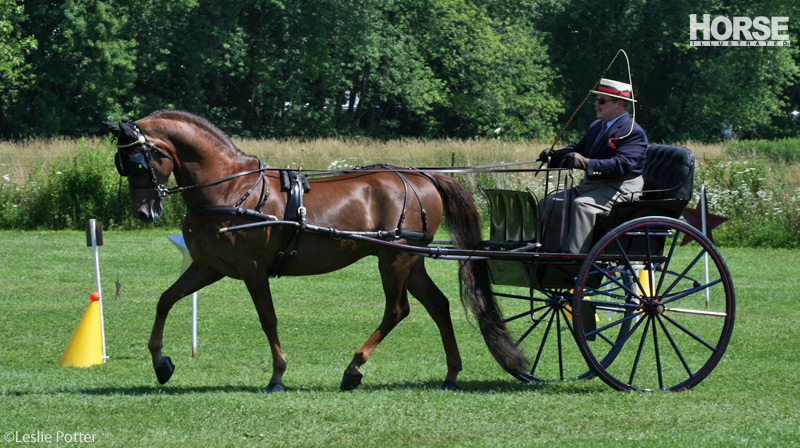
[0,230,798,447]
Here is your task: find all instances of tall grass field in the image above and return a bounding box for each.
[1,230,799,447]
[2,137,800,247]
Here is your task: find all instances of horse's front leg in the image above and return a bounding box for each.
[149,263,222,384]
[241,270,288,393]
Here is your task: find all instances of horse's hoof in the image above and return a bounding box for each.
[340,370,363,391]
[441,381,460,391]
[154,357,175,385]
[266,382,288,393]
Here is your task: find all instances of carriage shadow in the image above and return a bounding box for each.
[358,379,604,394]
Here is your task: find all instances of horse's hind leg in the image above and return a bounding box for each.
[407,258,462,390]
[149,263,223,384]
[341,251,414,391]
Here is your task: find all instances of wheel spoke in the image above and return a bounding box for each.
[515,306,553,346]
[653,315,664,389]
[585,307,642,339]
[661,313,717,352]
[578,297,641,310]
[614,237,650,296]
[504,303,550,324]
[628,315,652,386]
[657,315,693,377]
[556,303,564,380]
[596,325,618,347]
[495,291,548,302]
[530,307,558,377]
[661,248,708,299]
[582,285,629,302]
[655,229,680,296]
[591,262,639,297]
[661,278,723,306]
[664,307,727,317]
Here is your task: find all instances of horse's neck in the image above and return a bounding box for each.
[170,129,248,176]
[169,132,257,205]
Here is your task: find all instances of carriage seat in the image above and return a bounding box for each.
[598,144,695,231]
[478,186,538,246]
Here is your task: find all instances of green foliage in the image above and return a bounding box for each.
[0,0,37,136]
[0,1,553,140]
[725,138,800,162]
[696,157,800,248]
[0,138,184,230]
[2,0,798,141]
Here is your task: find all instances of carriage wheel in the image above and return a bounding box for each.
[572,217,735,391]
[496,283,631,382]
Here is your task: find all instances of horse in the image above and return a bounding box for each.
[103,109,527,391]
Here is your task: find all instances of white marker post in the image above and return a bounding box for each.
[86,219,108,361]
[167,234,198,357]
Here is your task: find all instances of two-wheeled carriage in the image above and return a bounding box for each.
[476,144,734,391]
[105,111,733,392]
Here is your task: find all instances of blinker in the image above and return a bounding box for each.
[115,150,150,177]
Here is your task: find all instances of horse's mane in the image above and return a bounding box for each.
[146,109,244,155]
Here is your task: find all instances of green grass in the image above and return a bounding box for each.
[1,230,799,447]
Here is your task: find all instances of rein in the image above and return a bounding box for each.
[117,130,561,198]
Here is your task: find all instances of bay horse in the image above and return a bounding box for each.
[103,110,527,391]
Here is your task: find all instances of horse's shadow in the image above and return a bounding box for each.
[46,378,603,396]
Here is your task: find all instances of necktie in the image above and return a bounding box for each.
[588,122,607,157]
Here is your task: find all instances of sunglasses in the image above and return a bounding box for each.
[595,98,618,105]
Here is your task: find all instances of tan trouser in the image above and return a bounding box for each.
[539,176,644,253]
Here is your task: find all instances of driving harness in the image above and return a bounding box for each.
[184,165,436,278]
[111,123,445,277]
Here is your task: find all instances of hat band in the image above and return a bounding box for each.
[598,85,632,98]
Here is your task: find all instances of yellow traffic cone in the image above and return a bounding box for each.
[59,292,104,367]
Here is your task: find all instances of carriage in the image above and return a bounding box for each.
[105,111,734,392]
[475,144,734,391]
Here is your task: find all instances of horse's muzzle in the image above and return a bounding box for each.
[133,199,163,222]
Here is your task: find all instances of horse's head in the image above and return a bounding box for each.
[103,120,175,222]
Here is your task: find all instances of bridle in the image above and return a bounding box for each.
[113,122,268,199]
[114,123,175,198]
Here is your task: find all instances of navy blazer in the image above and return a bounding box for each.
[551,114,647,180]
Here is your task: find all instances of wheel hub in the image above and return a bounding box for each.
[642,299,665,316]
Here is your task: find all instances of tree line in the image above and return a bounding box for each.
[1,0,798,143]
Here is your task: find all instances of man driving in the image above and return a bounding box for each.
[538,78,648,253]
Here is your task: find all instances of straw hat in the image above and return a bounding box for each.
[592,78,636,102]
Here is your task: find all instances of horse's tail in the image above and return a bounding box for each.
[433,174,529,378]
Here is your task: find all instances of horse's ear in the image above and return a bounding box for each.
[103,121,120,136]
[119,122,139,140]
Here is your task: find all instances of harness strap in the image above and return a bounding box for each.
[187,205,278,222]
[235,160,269,210]
[165,167,266,195]
[270,172,308,277]
[359,164,432,239]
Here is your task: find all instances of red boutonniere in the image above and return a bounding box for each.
[608,137,621,149]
